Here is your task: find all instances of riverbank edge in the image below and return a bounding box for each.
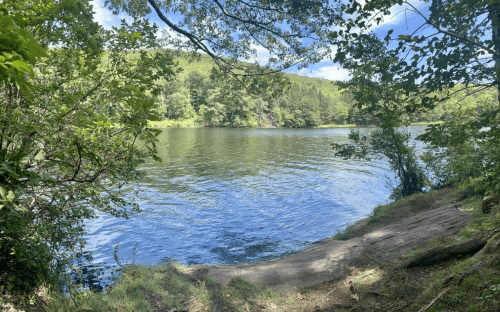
[147,120,443,128]
[4,187,499,311]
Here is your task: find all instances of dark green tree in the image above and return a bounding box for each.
[0,0,177,291]
[330,0,500,195]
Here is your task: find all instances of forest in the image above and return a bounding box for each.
[149,51,498,128]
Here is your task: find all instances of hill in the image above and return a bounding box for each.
[144,50,497,128]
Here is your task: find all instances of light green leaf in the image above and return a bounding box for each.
[7,190,15,201]
[0,186,6,200]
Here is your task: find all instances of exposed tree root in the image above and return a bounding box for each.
[382,231,489,286]
[456,254,500,286]
[382,229,500,288]
[400,231,490,269]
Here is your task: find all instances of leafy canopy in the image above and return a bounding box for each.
[105,0,342,79]
[0,0,179,291]
[330,0,500,195]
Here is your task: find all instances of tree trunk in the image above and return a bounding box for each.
[398,231,490,269]
[489,1,500,106]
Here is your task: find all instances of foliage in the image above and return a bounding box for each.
[0,0,178,291]
[420,96,500,194]
[37,263,281,312]
[106,0,341,80]
[0,9,47,94]
[330,0,500,196]
[333,0,499,111]
[330,29,427,199]
[151,51,497,128]
[332,127,427,199]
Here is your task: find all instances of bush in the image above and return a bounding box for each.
[333,127,428,199]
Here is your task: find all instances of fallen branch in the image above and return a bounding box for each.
[322,288,337,299]
[417,287,450,312]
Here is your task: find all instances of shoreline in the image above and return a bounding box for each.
[147,121,443,129]
[20,187,496,312]
[203,187,470,293]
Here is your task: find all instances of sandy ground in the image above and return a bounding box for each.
[205,188,471,294]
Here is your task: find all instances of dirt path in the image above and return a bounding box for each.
[206,188,471,294]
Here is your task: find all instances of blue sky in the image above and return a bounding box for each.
[91,0,433,81]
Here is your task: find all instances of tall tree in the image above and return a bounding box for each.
[0,0,177,291]
[331,0,500,195]
[1,0,350,292]
[333,0,499,109]
[105,0,341,83]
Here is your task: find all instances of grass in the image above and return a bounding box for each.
[146,120,439,130]
[314,123,357,128]
[16,263,283,312]
[333,221,359,240]
[411,250,500,312]
[409,121,444,126]
[399,195,500,312]
[148,118,202,128]
[4,187,499,312]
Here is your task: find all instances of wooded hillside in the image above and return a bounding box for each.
[149,50,497,128]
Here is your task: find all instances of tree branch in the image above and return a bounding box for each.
[405,1,499,56]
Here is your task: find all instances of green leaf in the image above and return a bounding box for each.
[0,186,6,200]
[147,115,160,121]
[7,190,15,201]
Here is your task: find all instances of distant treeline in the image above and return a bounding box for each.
[152,55,497,128]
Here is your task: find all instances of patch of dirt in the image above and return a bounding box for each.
[205,188,470,295]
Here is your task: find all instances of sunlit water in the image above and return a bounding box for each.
[74,126,428,290]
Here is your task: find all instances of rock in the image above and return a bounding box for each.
[482,194,500,214]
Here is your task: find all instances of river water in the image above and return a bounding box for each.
[75,126,428,290]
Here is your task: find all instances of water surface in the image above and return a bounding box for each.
[78,126,427,290]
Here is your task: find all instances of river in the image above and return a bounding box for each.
[74,126,428,290]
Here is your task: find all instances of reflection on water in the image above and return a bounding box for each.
[77,126,427,290]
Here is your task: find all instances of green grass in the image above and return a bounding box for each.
[148,118,202,128]
[333,221,359,240]
[402,248,424,259]
[409,121,444,126]
[28,263,281,312]
[315,123,357,128]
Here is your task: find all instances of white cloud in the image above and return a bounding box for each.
[297,65,351,81]
[91,0,134,29]
[332,0,429,35]
[248,43,272,65]
[91,0,115,28]
[369,1,427,31]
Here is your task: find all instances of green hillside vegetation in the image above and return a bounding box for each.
[144,50,497,128]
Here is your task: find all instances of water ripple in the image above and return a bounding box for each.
[79,126,428,290]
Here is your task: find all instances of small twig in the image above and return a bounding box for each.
[322,288,336,299]
[70,295,79,307]
[417,287,450,312]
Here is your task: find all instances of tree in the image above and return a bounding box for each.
[105,0,341,85]
[330,0,500,195]
[331,31,427,198]
[330,1,500,300]
[333,0,499,106]
[0,0,177,291]
[1,0,351,293]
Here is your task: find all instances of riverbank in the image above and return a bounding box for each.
[147,120,442,129]
[5,187,499,311]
